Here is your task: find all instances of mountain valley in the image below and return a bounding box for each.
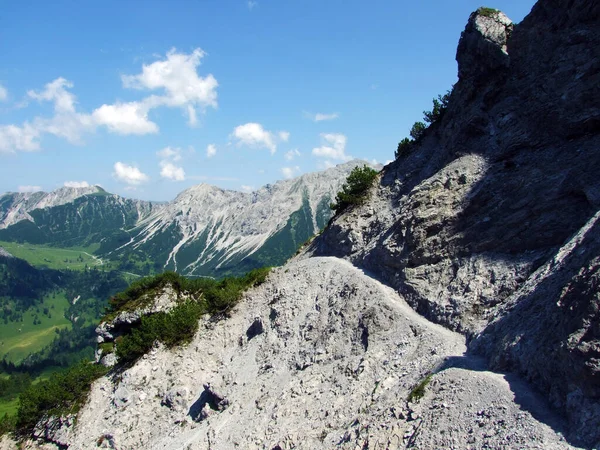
[1,0,600,449]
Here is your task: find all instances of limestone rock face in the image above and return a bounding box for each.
[307,0,600,446]
[94,285,182,365]
[457,9,513,82]
[16,1,600,448]
[39,259,574,450]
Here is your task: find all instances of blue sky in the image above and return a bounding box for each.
[0,0,536,201]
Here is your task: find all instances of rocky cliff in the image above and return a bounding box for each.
[8,0,600,448]
[309,0,600,446]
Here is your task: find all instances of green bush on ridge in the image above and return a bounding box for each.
[112,267,271,364]
[15,361,107,434]
[394,89,452,160]
[477,7,499,17]
[330,165,379,214]
[0,267,271,437]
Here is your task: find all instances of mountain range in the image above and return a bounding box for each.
[0,160,370,277]
[2,0,599,448]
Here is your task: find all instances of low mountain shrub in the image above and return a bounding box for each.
[330,165,379,214]
[16,361,107,433]
[477,7,499,17]
[113,267,271,364]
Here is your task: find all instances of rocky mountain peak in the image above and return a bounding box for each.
[456,8,513,82]
[0,184,106,229]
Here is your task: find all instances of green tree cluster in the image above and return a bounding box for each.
[330,165,379,214]
[16,361,107,433]
[110,267,271,363]
[394,89,452,159]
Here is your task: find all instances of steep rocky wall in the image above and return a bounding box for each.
[307,0,600,446]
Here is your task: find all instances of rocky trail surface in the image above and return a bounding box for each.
[24,257,575,449]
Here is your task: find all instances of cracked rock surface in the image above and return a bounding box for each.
[27,258,574,449]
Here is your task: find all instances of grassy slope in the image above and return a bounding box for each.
[0,241,102,271]
[0,292,71,363]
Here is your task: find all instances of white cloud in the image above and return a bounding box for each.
[156,146,182,161]
[113,162,149,185]
[281,166,300,179]
[27,78,95,144]
[241,185,254,193]
[312,133,350,161]
[64,181,90,188]
[0,123,41,153]
[28,78,76,114]
[92,102,158,135]
[18,185,42,193]
[122,48,218,113]
[314,112,339,122]
[206,144,217,158]
[231,123,288,154]
[247,1,257,10]
[304,111,339,122]
[159,161,186,181]
[0,49,218,152]
[187,105,197,126]
[284,148,301,161]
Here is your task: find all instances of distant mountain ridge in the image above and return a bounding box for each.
[0,185,109,229]
[0,161,374,276]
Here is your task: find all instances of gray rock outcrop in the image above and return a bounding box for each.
[307,0,600,446]
[456,8,513,82]
[14,0,600,448]
[35,259,574,449]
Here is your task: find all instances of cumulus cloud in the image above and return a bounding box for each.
[1,78,94,151]
[159,161,186,181]
[113,162,149,185]
[122,48,218,122]
[18,185,42,193]
[240,185,254,193]
[0,123,41,153]
[28,78,76,114]
[64,181,90,188]
[206,144,217,158]
[95,48,217,135]
[0,49,218,153]
[92,102,157,135]
[156,146,182,161]
[281,166,300,179]
[27,78,95,144]
[284,149,301,161]
[0,84,7,102]
[312,133,350,161]
[247,1,257,10]
[231,123,288,154]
